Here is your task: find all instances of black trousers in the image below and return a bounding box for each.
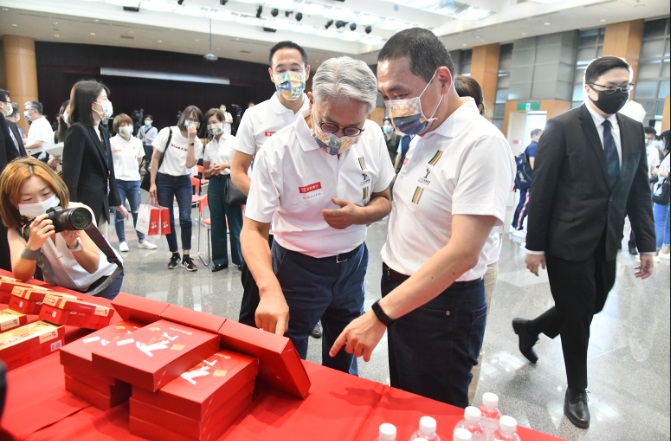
[527,239,616,391]
[238,234,274,327]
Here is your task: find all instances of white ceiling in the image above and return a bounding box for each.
[0,0,669,67]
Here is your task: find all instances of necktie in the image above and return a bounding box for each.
[602,120,620,189]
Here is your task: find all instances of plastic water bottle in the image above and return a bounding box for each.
[408,416,441,441]
[453,406,485,441]
[478,393,501,441]
[376,423,397,441]
[453,428,473,441]
[492,416,521,441]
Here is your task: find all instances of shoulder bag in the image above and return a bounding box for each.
[141,128,172,191]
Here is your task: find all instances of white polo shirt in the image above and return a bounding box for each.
[26,116,54,154]
[152,127,203,177]
[381,98,515,281]
[110,134,144,181]
[232,93,309,159]
[245,117,395,258]
[203,133,236,176]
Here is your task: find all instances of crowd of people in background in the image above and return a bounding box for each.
[0,28,669,431]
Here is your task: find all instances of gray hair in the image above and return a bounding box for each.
[312,57,377,114]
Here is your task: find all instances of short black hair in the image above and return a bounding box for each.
[378,28,454,83]
[269,41,308,67]
[25,100,43,115]
[145,114,153,120]
[454,76,484,114]
[0,89,9,102]
[644,126,657,136]
[177,105,203,130]
[584,56,630,85]
[530,128,543,138]
[11,103,19,115]
[661,130,670,149]
[69,80,110,127]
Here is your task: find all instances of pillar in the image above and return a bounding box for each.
[2,35,38,134]
[470,43,500,121]
[602,20,644,88]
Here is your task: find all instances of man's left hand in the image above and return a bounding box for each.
[322,198,360,229]
[634,254,654,279]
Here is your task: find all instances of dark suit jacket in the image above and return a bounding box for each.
[62,122,121,223]
[526,104,655,262]
[7,121,27,157]
[0,113,24,172]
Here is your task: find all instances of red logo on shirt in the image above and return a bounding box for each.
[264,131,276,137]
[299,182,322,193]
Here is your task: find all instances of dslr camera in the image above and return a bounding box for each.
[45,206,93,233]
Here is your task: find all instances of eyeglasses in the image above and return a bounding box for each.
[318,121,364,137]
[588,82,635,94]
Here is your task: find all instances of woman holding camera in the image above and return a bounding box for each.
[0,158,124,300]
[62,80,128,226]
[149,105,203,271]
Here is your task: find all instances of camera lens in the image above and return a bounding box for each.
[69,208,92,230]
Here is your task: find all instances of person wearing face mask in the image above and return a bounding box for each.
[23,101,53,162]
[110,114,157,253]
[381,118,400,165]
[149,105,203,271]
[512,56,655,429]
[62,80,128,227]
[651,130,670,261]
[202,108,242,272]
[230,41,319,335]
[218,105,234,135]
[137,114,158,174]
[330,28,515,408]
[0,158,124,300]
[241,56,394,374]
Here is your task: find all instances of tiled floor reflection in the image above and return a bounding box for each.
[116,202,670,441]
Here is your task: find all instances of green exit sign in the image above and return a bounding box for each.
[517,102,541,111]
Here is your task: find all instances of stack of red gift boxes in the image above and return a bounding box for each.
[0,275,114,370]
[57,293,311,441]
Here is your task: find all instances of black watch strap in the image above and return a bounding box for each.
[371,300,395,327]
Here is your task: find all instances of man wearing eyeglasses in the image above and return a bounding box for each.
[241,56,393,375]
[513,56,655,429]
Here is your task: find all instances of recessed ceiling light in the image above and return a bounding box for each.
[11,24,17,27]
[2,8,9,11]
[521,32,527,36]
[544,22,551,26]
[462,43,468,47]
[90,32,96,36]
[157,39,162,43]
[600,19,607,23]
[53,22,58,25]
[55,34,60,38]
[195,39,199,42]
[94,19,99,22]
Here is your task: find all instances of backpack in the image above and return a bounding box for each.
[514,150,533,190]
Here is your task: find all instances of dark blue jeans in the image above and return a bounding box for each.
[382,268,487,407]
[92,270,124,301]
[114,180,144,244]
[272,242,368,375]
[156,173,192,252]
[207,176,243,266]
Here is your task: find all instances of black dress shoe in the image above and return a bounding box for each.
[311,321,322,339]
[212,263,228,272]
[512,318,539,363]
[564,388,590,429]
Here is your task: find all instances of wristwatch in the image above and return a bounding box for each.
[66,237,83,252]
[20,246,41,261]
[371,300,395,327]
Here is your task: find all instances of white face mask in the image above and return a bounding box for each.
[118,126,133,137]
[18,194,60,219]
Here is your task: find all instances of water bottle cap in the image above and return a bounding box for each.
[499,415,518,434]
[418,416,437,435]
[379,423,396,440]
[464,406,482,422]
[453,428,473,441]
[482,392,499,408]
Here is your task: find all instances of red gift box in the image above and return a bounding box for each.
[0,320,64,370]
[219,319,310,399]
[129,382,253,440]
[0,308,27,332]
[159,304,226,335]
[112,293,170,324]
[132,349,258,420]
[39,294,113,329]
[91,319,220,392]
[7,286,69,315]
[64,375,130,410]
[0,277,49,303]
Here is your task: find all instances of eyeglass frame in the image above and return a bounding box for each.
[588,82,635,94]
[317,121,365,137]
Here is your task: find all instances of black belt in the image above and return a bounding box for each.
[382,263,482,288]
[209,174,228,179]
[284,244,361,264]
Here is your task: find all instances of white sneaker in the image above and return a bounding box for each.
[660,252,670,261]
[119,242,129,252]
[512,229,526,238]
[138,240,157,250]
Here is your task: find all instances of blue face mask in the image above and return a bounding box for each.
[382,124,392,134]
[385,70,442,136]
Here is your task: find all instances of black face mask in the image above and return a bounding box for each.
[589,88,629,115]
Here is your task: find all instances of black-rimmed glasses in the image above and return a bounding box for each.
[318,121,365,137]
[588,82,635,94]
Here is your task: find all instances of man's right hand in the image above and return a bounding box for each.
[255,289,290,336]
[525,253,546,276]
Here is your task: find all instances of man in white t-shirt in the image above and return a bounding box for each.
[330,28,515,407]
[23,100,53,160]
[230,41,311,331]
[242,57,393,374]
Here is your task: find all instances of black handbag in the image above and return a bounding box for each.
[140,129,172,191]
[652,178,669,205]
[223,175,247,205]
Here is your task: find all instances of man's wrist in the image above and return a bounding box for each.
[371,300,395,327]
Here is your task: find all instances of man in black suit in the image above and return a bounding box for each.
[512,57,655,429]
